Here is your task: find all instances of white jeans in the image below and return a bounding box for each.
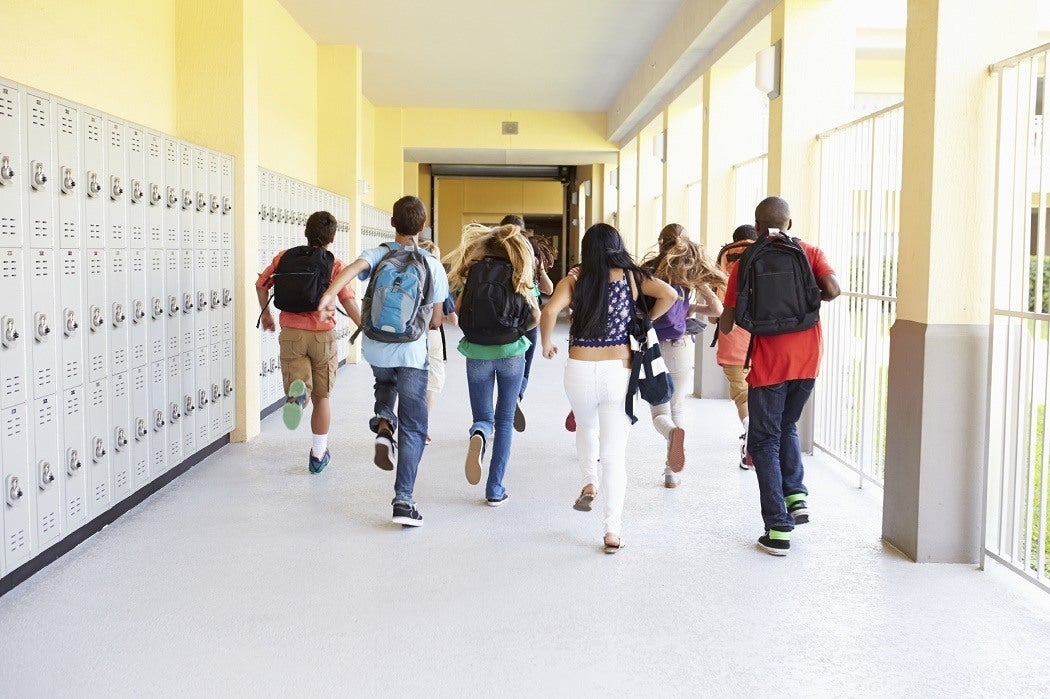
[563,358,632,536]
[649,338,693,441]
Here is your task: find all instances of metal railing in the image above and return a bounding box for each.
[731,154,767,226]
[812,103,904,486]
[986,43,1050,591]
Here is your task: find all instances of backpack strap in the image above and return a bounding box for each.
[623,270,648,425]
[255,293,273,329]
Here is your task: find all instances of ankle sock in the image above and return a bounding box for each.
[311,433,328,459]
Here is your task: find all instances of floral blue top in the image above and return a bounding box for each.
[569,277,632,348]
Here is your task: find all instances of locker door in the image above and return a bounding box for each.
[220,155,233,252]
[27,247,58,398]
[107,247,128,376]
[31,395,62,551]
[180,350,196,457]
[209,342,221,440]
[1,403,32,572]
[208,151,221,250]
[163,138,179,249]
[165,355,183,466]
[54,100,81,249]
[148,358,167,478]
[127,248,147,368]
[221,339,234,433]
[165,249,181,357]
[104,117,127,248]
[145,132,164,248]
[81,110,105,250]
[180,250,194,351]
[178,144,193,250]
[0,249,28,408]
[84,249,108,382]
[259,169,270,256]
[193,147,208,250]
[193,248,208,348]
[147,249,165,358]
[195,344,211,446]
[209,248,221,345]
[86,378,111,514]
[58,249,84,388]
[126,126,146,248]
[25,91,54,249]
[0,80,23,249]
[221,248,233,342]
[61,385,88,533]
[130,365,149,490]
[109,371,130,501]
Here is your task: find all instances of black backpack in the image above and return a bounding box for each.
[458,256,533,345]
[271,245,334,312]
[734,233,821,336]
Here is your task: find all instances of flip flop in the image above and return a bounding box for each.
[573,487,596,512]
[603,536,625,554]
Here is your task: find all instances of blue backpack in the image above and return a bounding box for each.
[360,243,433,343]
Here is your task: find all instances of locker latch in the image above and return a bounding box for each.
[111,303,126,327]
[0,155,13,184]
[30,160,48,190]
[182,293,193,314]
[150,183,162,206]
[114,427,128,451]
[197,292,207,312]
[61,166,76,194]
[210,290,220,309]
[136,418,148,440]
[211,383,221,402]
[223,378,234,396]
[222,196,232,215]
[184,395,195,414]
[268,358,277,374]
[132,299,146,324]
[1,316,19,347]
[166,186,179,208]
[210,194,220,214]
[258,207,265,220]
[170,402,181,423]
[259,361,267,377]
[34,312,51,342]
[168,295,180,316]
[110,175,124,200]
[181,189,192,210]
[92,436,107,461]
[196,191,207,212]
[154,409,166,431]
[86,171,102,198]
[268,206,276,221]
[198,389,209,408]
[89,306,104,331]
[222,289,232,307]
[130,179,144,204]
[64,309,79,336]
[151,297,163,319]
[67,448,82,476]
[5,474,23,507]
[38,461,55,490]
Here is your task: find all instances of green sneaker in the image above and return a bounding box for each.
[757,528,791,556]
[282,379,307,430]
[786,493,809,524]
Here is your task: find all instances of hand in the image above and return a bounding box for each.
[445,312,458,326]
[542,343,558,359]
[260,311,275,332]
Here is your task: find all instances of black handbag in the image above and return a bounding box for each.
[624,272,674,424]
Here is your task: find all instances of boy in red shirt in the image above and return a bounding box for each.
[718,197,840,555]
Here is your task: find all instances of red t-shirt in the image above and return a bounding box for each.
[723,238,835,388]
[256,249,354,332]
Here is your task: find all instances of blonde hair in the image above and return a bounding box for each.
[444,223,535,295]
[642,223,727,291]
[417,239,440,258]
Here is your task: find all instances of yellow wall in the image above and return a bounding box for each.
[434,177,562,251]
[856,58,905,95]
[375,107,405,208]
[400,108,612,151]
[0,0,177,133]
[361,98,376,206]
[257,0,318,183]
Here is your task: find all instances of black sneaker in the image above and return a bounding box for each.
[486,493,509,507]
[465,431,485,485]
[392,502,423,527]
[757,529,791,556]
[374,429,395,471]
[786,497,810,524]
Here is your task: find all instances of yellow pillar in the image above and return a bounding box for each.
[374,107,405,208]
[883,0,1037,562]
[174,0,261,442]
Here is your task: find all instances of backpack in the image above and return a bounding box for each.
[270,245,334,312]
[716,239,753,278]
[734,232,821,337]
[360,243,433,343]
[458,256,533,345]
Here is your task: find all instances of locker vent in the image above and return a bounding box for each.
[110,224,124,243]
[0,255,17,277]
[209,159,218,174]
[35,367,53,392]
[33,218,50,242]
[31,103,47,128]
[150,226,162,245]
[3,374,23,400]
[64,361,79,384]
[181,150,190,167]
[115,470,128,491]
[109,125,122,148]
[88,255,103,276]
[167,143,177,163]
[151,339,163,356]
[60,112,75,136]
[167,337,178,354]
[65,389,81,415]
[86,119,101,142]
[90,354,105,375]
[0,92,14,118]
[196,328,207,345]
[131,225,143,244]
[41,511,57,534]
[152,451,164,470]
[113,377,127,399]
[94,483,106,502]
[198,424,208,442]
[33,255,49,276]
[36,401,54,425]
[131,254,144,273]
[62,221,76,242]
[4,408,24,437]
[150,254,162,273]
[133,371,145,392]
[0,216,16,240]
[149,140,160,159]
[111,252,124,273]
[113,347,126,369]
[7,528,26,555]
[168,442,180,460]
[132,345,144,365]
[90,382,105,407]
[222,161,231,177]
[68,497,83,520]
[63,255,78,275]
[135,458,147,481]
[131,131,142,153]
[183,434,193,452]
[88,223,103,242]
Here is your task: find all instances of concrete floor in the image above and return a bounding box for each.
[1,325,1049,697]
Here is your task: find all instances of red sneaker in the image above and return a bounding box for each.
[565,411,576,432]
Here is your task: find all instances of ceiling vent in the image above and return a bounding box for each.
[501,121,519,135]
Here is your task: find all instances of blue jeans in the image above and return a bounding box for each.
[747,379,814,531]
[466,355,526,500]
[369,366,429,505]
[519,326,538,399]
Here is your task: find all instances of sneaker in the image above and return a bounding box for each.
[282,379,307,430]
[663,470,680,489]
[757,529,791,556]
[465,432,485,485]
[374,430,395,471]
[786,496,810,524]
[392,502,423,527]
[486,493,509,507]
[565,410,576,432]
[667,427,685,473]
[513,401,526,432]
[308,449,331,474]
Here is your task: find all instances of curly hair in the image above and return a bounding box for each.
[444,223,535,296]
[641,223,726,291]
[529,234,556,271]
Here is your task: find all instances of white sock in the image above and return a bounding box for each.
[311,433,328,458]
[741,416,749,436]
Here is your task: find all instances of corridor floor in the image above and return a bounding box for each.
[1,326,1048,697]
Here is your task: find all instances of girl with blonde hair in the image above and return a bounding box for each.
[640,223,726,487]
[445,223,540,505]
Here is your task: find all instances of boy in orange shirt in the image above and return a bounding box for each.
[256,211,360,474]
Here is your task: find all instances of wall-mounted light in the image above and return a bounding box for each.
[608,168,619,190]
[651,130,667,163]
[755,41,782,100]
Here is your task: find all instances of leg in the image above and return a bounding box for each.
[595,361,632,538]
[278,328,311,430]
[392,367,429,505]
[723,364,750,423]
[464,358,496,486]
[486,354,526,500]
[370,367,398,435]
[747,383,794,531]
[779,378,815,501]
[563,359,600,491]
[652,340,690,477]
[307,330,336,438]
[519,326,538,399]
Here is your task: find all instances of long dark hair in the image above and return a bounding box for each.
[570,223,649,340]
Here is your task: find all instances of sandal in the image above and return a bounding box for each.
[573,486,596,512]
[603,534,624,553]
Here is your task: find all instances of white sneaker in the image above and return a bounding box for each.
[663,468,680,489]
[374,431,395,471]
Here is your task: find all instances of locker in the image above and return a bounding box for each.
[165,355,183,465]
[58,249,84,388]
[208,151,221,250]
[84,249,107,382]
[109,371,131,502]
[220,155,233,251]
[25,91,54,248]
[179,250,194,351]
[31,395,62,550]
[107,247,128,375]
[145,132,164,248]
[104,117,127,248]
[193,147,208,250]
[178,144,193,250]
[27,247,58,398]
[163,138,180,249]
[209,342,222,440]
[221,248,233,341]
[148,358,167,478]
[0,80,23,249]
[164,249,181,356]
[54,100,81,249]
[193,248,209,348]
[81,110,105,249]
[86,379,111,514]
[1,403,32,572]
[180,350,196,457]
[195,345,211,446]
[209,248,221,345]
[0,248,28,408]
[61,385,88,533]
[147,249,165,358]
[127,248,147,368]
[221,339,234,433]
[126,125,146,248]
[130,365,149,490]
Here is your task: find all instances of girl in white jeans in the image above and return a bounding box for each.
[641,224,726,487]
[541,223,676,553]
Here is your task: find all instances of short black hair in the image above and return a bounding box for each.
[305,210,337,247]
[732,224,757,242]
[500,214,525,229]
[392,196,427,235]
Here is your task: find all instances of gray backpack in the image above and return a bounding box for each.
[359,243,433,343]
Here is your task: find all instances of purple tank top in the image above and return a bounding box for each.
[653,286,690,341]
[569,276,631,347]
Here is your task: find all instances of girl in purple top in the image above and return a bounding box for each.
[641,224,726,487]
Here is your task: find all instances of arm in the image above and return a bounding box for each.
[319,258,370,311]
[819,273,841,301]
[525,296,541,331]
[256,286,275,332]
[540,275,574,358]
[639,275,678,321]
[689,284,723,319]
[536,264,554,295]
[718,306,736,335]
[339,296,361,328]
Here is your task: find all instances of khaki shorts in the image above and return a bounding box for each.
[279,328,338,398]
[427,328,446,392]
